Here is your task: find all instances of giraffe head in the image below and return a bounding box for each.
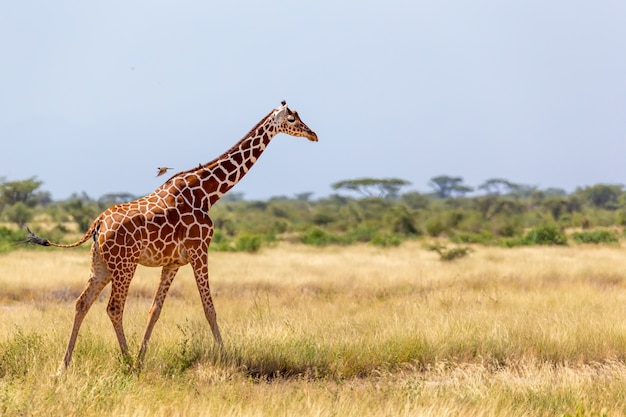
[272,101,318,142]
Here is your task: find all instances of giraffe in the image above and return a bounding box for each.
[26,101,318,370]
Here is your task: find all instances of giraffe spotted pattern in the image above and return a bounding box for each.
[26,101,318,370]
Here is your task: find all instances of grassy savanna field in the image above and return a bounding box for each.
[2,241,626,416]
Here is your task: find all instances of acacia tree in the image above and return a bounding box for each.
[428,175,473,198]
[478,178,517,196]
[331,178,411,199]
[0,176,43,209]
[578,184,623,210]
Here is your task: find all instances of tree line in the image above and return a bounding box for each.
[0,175,624,252]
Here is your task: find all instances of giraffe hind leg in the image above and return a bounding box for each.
[106,262,138,367]
[61,247,111,370]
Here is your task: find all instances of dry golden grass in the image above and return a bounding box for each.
[1,242,626,416]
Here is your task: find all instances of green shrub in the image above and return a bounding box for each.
[234,233,262,253]
[209,229,234,252]
[522,224,567,246]
[387,206,420,235]
[450,231,495,245]
[209,232,269,253]
[370,234,402,247]
[424,217,447,237]
[300,227,344,246]
[270,219,290,234]
[571,229,619,244]
[346,226,378,243]
[491,218,522,237]
[446,211,465,229]
[210,241,234,252]
[0,226,21,240]
[0,227,25,253]
[499,236,524,248]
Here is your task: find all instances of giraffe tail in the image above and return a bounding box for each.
[25,226,51,246]
[25,221,99,249]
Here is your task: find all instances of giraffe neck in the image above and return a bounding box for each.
[164,110,279,208]
[205,123,277,205]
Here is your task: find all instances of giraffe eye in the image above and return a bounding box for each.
[287,115,296,123]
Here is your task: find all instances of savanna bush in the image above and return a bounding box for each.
[490,216,522,237]
[209,229,233,251]
[450,231,495,245]
[370,233,402,247]
[0,227,24,253]
[571,229,619,244]
[426,243,471,261]
[209,231,269,252]
[235,233,263,253]
[300,226,405,247]
[300,226,345,246]
[346,225,379,243]
[522,224,567,246]
[424,217,447,237]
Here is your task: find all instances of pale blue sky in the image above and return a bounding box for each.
[1,1,625,200]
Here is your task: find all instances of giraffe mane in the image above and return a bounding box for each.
[170,105,281,179]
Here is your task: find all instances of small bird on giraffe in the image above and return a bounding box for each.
[156,167,173,177]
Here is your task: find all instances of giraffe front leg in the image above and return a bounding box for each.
[190,255,223,347]
[137,265,180,369]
